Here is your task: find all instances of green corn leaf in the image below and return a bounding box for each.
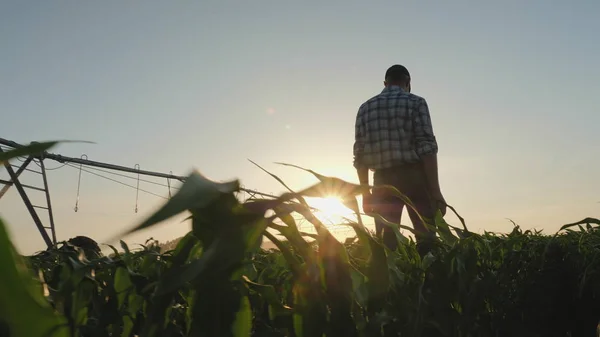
[292,281,327,337]
[231,295,252,337]
[170,232,200,265]
[114,170,240,240]
[434,211,458,245]
[263,231,303,278]
[154,239,221,296]
[0,216,69,337]
[560,217,600,232]
[0,140,94,165]
[365,234,389,316]
[120,240,130,255]
[121,316,134,337]
[242,275,293,317]
[422,252,437,270]
[189,282,252,337]
[249,160,297,195]
[270,204,315,261]
[276,162,367,197]
[0,141,57,164]
[316,234,358,337]
[70,278,94,328]
[350,268,369,307]
[114,267,133,309]
[158,215,265,295]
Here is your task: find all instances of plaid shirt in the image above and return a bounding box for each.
[353,86,438,170]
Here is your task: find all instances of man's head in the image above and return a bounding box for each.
[384,64,411,92]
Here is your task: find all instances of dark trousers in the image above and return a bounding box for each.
[372,163,437,253]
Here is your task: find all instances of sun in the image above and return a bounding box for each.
[305,195,356,225]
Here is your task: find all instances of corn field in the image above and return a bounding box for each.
[1,141,600,337]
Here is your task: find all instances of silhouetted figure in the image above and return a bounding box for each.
[353,64,446,254]
[68,235,101,258]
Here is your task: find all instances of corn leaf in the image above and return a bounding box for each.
[115,170,240,239]
[0,217,69,337]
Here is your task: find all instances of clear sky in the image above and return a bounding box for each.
[1,1,599,254]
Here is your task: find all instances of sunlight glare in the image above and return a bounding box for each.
[305,195,356,225]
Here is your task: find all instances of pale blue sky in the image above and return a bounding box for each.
[1,1,599,254]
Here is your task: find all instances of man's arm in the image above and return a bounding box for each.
[353,107,368,186]
[354,107,374,213]
[413,98,442,197]
[421,153,442,196]
[356,167,369,185]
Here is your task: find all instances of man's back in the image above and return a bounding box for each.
[353,86,438,171]
[353,64,446,254]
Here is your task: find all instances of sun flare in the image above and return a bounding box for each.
[305,195,356,225]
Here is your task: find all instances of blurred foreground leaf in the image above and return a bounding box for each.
[0,140,95,165]
[116,170,240,239]
[0,217,69,337]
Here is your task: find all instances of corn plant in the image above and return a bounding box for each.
[1,141,599,337]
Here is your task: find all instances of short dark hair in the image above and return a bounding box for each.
[385,64,411,83]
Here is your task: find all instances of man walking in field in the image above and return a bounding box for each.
[353,64,446,253]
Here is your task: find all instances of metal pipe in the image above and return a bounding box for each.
[50,154,186,181]
[0,137,185,180]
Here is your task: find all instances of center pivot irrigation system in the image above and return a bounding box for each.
[0,137,278,249]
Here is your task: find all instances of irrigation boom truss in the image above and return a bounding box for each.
[0,137,277,248]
